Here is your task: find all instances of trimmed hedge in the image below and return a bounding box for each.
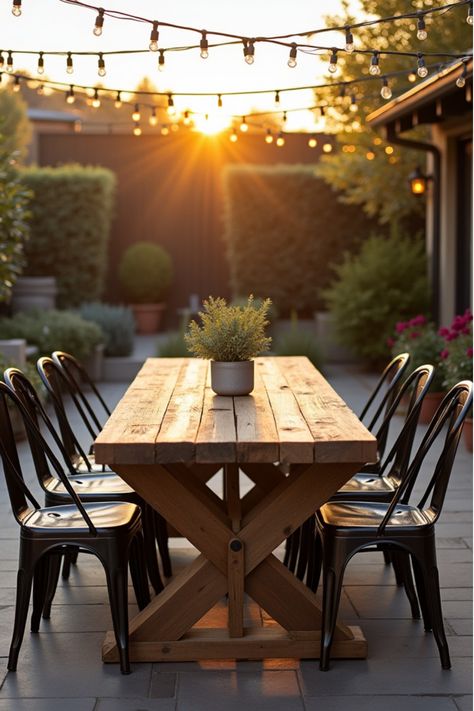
[222,165,381,316]
[21,165,116,307]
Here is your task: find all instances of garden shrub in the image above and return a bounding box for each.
[324,229,430,363]
[274,319,323,369]
[20,165,116,307]
[79,302,135,357]
[222,165,381,316]
[0,310,103,362]
[118,241,173,303]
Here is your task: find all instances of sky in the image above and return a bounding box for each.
[0,0,360,131]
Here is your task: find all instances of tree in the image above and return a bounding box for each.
[0,88,32,158]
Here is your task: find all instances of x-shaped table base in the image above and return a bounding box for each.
[102,461,368,663]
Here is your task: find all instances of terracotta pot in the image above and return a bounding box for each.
[419,391,445,425]
[210,360,254,396]
[463,418,473,452]
[131,303,165,334]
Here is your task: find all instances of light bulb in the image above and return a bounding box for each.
[287,44,297,68]
[37,53,44,75]
[265,129,273,144]
[183,111,191,126]
[408,72,417,83]
[344,27,354,53]
[149,21,159,51]
[229,129,238,143]
[92,89,101,108]
[243,40,255,65]
[132,104,141,122]
[328,49,338,74]
[200,31,209,59]
[467,3,473,24]
[417,16,428,40]
[275,90,280,105]
[366,151,375,160]
[456,74,466,88]
[158,50,165,71]
[149,108,158,126]
[381,79,392,100]
[417,55,428,78]
[245,54,254,65]
[385,146,394,155]
[369,52,381,76]
[93,9,104,36]
[66,53,73,74]
[114,92,122,108]
[239,117,248,132]
[12,0,21,16]
[37,84,44,95]
[323,143,333,153]
[6,52,14,73]
[167,95,176,116]
[308,136,317,148]
[13,76,20,93]
[98,54,106,77]
[66,86,75,104]
[349,95,358,112]
[276,133,285,147]
[161,125,169,136]
[133,123,142,136]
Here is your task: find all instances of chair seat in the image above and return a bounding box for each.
[45,473,135,498]
[318,501,434,532]
[23,501,141,534]
[338,473,395,494]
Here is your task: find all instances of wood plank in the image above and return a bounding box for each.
[255,357,314,463]
[224,464,241,533]
[155,358,209,462]
[228,539,245,638]
[167,464,228,524]
[274,356,377,464]
[195,386,237,463]
[102,625,367,663]
[94,358,184,465]
[234,368,280,462]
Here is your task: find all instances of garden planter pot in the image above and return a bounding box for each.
[83,343,105,382]
[131,303,165,334]
[419,392,445,425]
[211,360,254,396]
[464,418,473,452]
[11,276,57,314]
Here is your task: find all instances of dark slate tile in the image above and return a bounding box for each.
[304,696,459,711]
[0,700,96,711]
[149,669,177,698]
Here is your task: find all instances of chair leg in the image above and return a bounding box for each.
[143,505,164,595]
[320,556,346,671]
[43,553,62,619]
[155,511,172,578]
[129,533,151,610]
[307,530,323,593]
[397,550,420,620]
[416,548,451,670]
[412,556,431,632]
[105,563,131,675]
[391,550,405,586]
[8,565,34,671]
[383,550,392,565]
[296,517,315,581]
[31,555,49,633]
[61,550,74,580]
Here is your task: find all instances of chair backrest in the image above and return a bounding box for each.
[359,352,410,460]
[4,367,92,482]
[52,351,111,435]
[0,381,96,534]
[377,380,473,535]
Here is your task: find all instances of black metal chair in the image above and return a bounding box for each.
[5,366,163,598]
[46,352,173,580]
[0,381,149,674]
[313,380,472,671]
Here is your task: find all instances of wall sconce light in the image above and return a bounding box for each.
[408,166,432,195]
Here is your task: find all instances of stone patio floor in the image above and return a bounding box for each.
[0,361,472,711]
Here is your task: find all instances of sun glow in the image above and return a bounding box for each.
[192,111,231,136]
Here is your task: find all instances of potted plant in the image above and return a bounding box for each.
[185,295,272,396]
[389,315,445,424]
[118,241,173,334]
[439,309,473,451]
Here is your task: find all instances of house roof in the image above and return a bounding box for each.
[27,107,78,123]
[367,57,473,130]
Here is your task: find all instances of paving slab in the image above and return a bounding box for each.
[304,696,459,711]
[96,700,176,711]
[0,700,96,711]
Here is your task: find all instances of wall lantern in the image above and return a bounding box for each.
[408,166,432,195]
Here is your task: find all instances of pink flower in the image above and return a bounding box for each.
[410,331,419,339]
[386,337,395,348]
[467,347,473,358]
[461,328,471,336]
[452,317,465,332]
[440,349,449,360]
[464,309,473,322]
[395,321,407,333]
[438,327,450,338]
[409,315,426,327]
[446,331,459,342]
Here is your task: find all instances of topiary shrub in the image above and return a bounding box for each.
[222,165,381,316]
[324,229,430,363]
[0,310,103,362]
[79,302,135,357]
[118,241,173,304]
[20,165,116,308]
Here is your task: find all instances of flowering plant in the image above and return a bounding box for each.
[389,315,445,391]
[439,309,473,391]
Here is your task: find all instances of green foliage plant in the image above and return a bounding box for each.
[389,315,445,391]
[0,89,32,158]
[185,296,272,362]
[79,302,135,357]
[0,310,103,362]
[0,138,31,303]
[20,165,116,308]
[324,228,429,363]
[274,316,323,369]
[118,241,173,304]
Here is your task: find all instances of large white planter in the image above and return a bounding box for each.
[11,276,57,314]
[210,360,254,396]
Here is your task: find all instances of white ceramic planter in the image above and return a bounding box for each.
[210,360,254,396]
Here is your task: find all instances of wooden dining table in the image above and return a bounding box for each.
[94,355,377,664]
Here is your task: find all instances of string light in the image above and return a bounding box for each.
[417,14,428,40]
[92,88,101,108]
[366,150,375,160]
[66,52,74,74]
[369,51,381,76]
[328,48,338,74]
[93,8,105,36]
[265,129,273,144]
[132,103,141,121]
[417,53,428,77]
[158,49,165,71]
[287,43,297,68]
[98,52,106,77]
[114,91,122,108]
[276,132,285,147]
[200,31,209,59]
[349,94,358,112]
[274,90,280,105]
[6,52,13,73]
[161,125,170,136]
[344,27,354,54]
[66,85,75,104]
[167,93,175,115]
[12,0,21,17]
[381,77,392,99]
[183,110,191,126]
[308,136,317,148]
[323,142,333,153]
[467,2,473,24]
[37,52,45,75]
[149,21,159,51]
[217,94,223,108]
[456,62,467,87]
[149,107,158,126]
[243,39,255,65]
[239,116,248,132]
[13,76,21,92]
[133,122,142,136]
[408,71,417,82]
[385,145,394,155]
[229,129,238,143]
